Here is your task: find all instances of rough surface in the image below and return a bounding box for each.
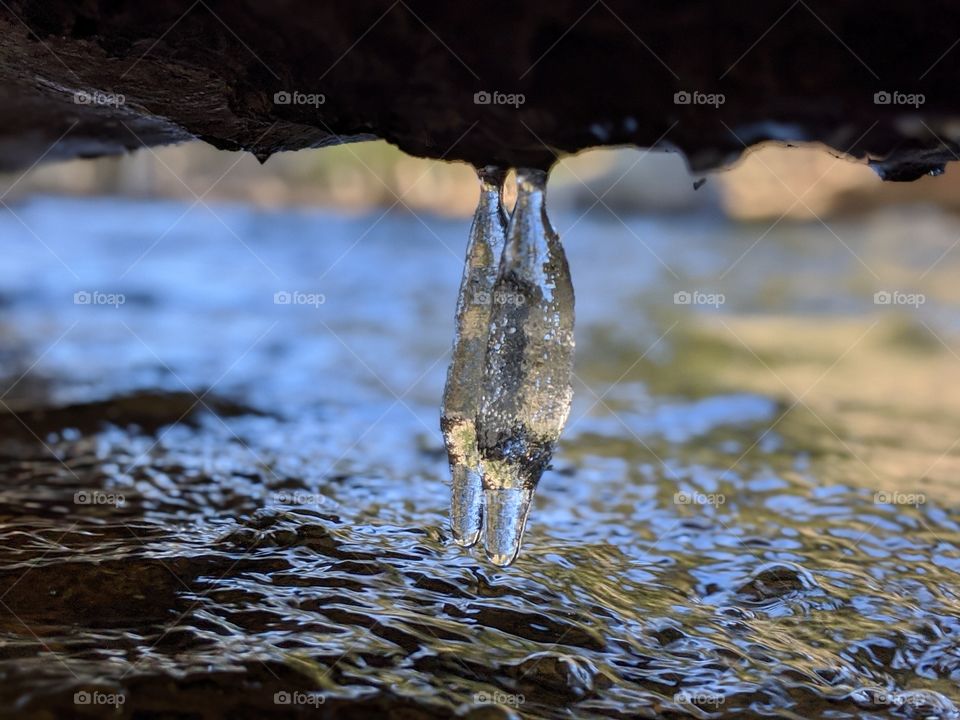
[3,1,960,178]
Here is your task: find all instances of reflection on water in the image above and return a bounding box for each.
[1,196,959,718]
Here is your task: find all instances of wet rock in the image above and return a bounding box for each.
[457,704,522,720]
[649,620,687,646]
[845,636,899,668]
[510,652,599,699]
[850,687,960,718]
[0,558,191,628]
[462,606,605,650]
[735,562,819,602]
[0,391,259,441]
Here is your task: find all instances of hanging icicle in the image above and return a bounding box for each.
[475,167,575,566]
[441,166,509,547]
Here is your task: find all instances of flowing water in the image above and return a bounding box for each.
[2,194,960,718]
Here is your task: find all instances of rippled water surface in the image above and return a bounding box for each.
[2,196,960,718]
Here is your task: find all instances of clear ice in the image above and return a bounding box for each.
[476,168,575,565]
[441,166,509,547]
[444,169,574,566]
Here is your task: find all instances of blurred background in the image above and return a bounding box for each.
[5,134,960,496]
[5,138,960,488]
[7,138,960,220]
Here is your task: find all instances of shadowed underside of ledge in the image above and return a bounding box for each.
[2,0,960,180]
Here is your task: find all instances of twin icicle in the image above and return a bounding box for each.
[441,166,575,566]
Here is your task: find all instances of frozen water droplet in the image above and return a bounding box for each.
[482,460,532,566]
[450,464,483,546]
[476,167,575,566]
[441,166,508,547]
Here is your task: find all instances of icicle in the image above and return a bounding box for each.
[441,166,509,547]
[476,167,575,566]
